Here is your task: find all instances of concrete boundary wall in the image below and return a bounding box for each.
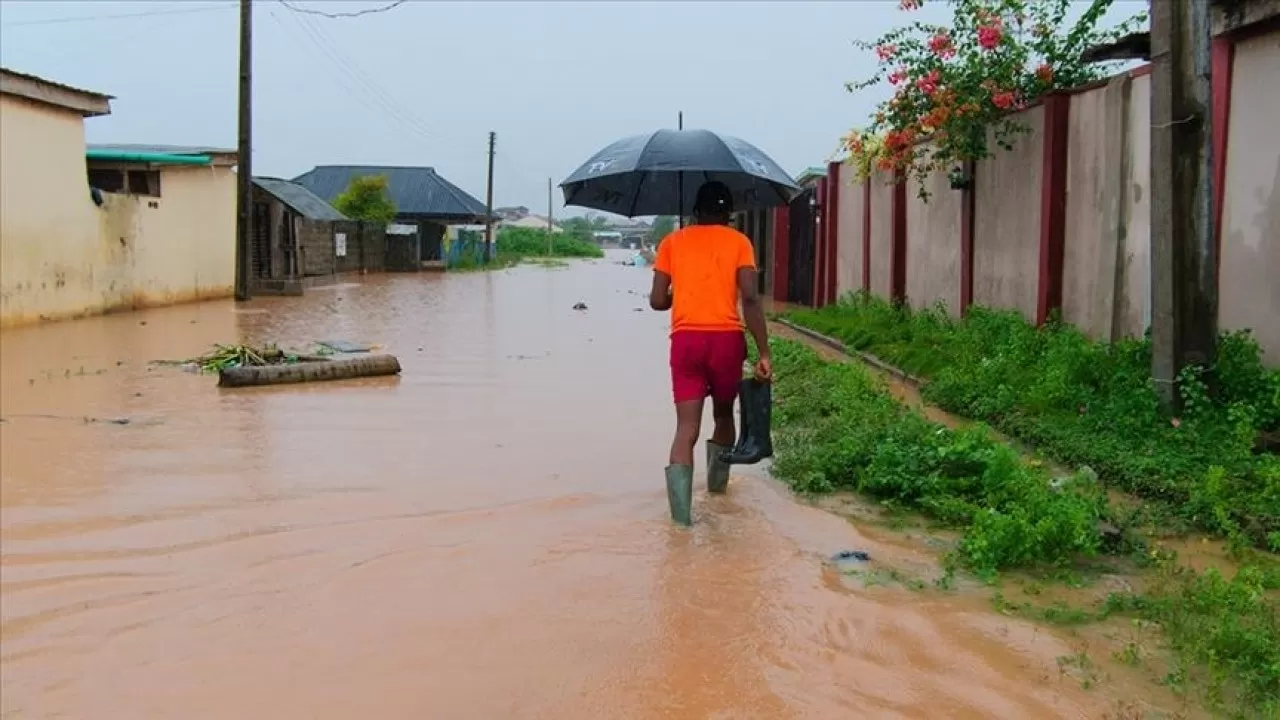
[805,24,1280,365]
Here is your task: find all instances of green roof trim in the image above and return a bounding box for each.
[85,148,211,166]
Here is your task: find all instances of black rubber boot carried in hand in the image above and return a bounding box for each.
[720,378,773,465]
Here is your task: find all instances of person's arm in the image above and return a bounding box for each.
[650,271,672,311]
[735,237,772,380]
[650,236,673,311]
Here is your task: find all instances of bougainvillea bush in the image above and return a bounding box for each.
[842,0,1146,196]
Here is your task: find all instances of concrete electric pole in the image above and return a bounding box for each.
[484,131,496,262]
[234,0,253,301]
[1148,0,1217,409]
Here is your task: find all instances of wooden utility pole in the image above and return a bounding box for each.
[234,0,253,301]
[484,131,496,262]
[1149,0,1217,409]
[546,177,554,255]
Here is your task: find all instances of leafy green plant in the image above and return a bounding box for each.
[769,337,1104,577]
[1104,552,1280,716]
[332,174,397,223]
[496,227,603,259]
[784,294,1280,551]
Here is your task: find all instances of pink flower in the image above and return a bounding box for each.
[1171,417,1182,428]
[992,91,1016,110]
[915,69,941,95]
[888,68,908,85]
[876,44,898,61]
[978,24,1004,50]
[899,0,922,10]
[928,32,956,59]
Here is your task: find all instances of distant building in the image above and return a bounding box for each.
[293,164,488,270]
[501,214,562,233]
[250,176,375,295]
[495,206,530,220]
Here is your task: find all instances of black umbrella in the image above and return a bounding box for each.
[559,128,801,218]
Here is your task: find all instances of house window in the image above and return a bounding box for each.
[86,168,161,197]
[128,170,161,197]
[88,168,125,193]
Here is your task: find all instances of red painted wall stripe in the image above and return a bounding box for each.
[772,204,790,302]
[861,180,871,293]
[1211,37,1234,284]
[826,161,841,305]
[959,160,976,315]
[890,172,908,304]
[1036,92,1071,326]
[813,179,826,307]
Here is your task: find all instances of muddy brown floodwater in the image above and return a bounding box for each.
[2,253,1151,718]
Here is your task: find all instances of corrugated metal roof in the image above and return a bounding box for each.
[1,67,114,100]
[291,165,488,219]
[88,143,235,157]
[253,177,347,221]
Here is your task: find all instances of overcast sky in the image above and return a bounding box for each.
[0,1,1141,216]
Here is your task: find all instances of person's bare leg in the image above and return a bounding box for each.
[710,397,735,447]
[669,399,704,466]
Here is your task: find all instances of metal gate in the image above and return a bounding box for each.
[786,189,816,306]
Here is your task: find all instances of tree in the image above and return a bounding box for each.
[558,216,596,244]
[332,174,397,223]
[649,216,676,244]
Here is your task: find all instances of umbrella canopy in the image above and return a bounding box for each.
[559,129,801,218]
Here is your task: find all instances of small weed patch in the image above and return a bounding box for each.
[1103,552,1280,716]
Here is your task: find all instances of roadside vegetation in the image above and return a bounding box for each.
[766,295,1280,717]
[497,227,603,259]
[450,227,603,271]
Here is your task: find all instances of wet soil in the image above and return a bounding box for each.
[0,254,1197,718]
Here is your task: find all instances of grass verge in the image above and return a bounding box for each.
[783,294,1279,553]
[767,332,1280,717]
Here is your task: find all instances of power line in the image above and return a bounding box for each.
[2,4,235,28]
[270,8,439,146]
[289,10,437,140]
[277,1,406,19]
[268,5,552,202]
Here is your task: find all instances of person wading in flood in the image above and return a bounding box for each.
[649,180,772,526]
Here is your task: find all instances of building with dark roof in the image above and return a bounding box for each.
[292,164,488,269]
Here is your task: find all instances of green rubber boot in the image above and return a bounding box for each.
[665,464,694,526]
[706,441,731,494]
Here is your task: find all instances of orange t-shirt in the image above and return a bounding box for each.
[653,224,757,333]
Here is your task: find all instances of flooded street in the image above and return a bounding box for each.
[3,253,1138,719]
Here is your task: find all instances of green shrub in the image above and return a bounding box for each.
[769,338,1104,577]
[784,294,1280,551]
[496,227,603,259]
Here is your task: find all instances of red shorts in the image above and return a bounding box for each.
[669,330,746,404]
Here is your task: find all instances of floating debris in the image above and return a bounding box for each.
[154,344,296,374]
[573,302,588,311]
[315,339,374,354]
